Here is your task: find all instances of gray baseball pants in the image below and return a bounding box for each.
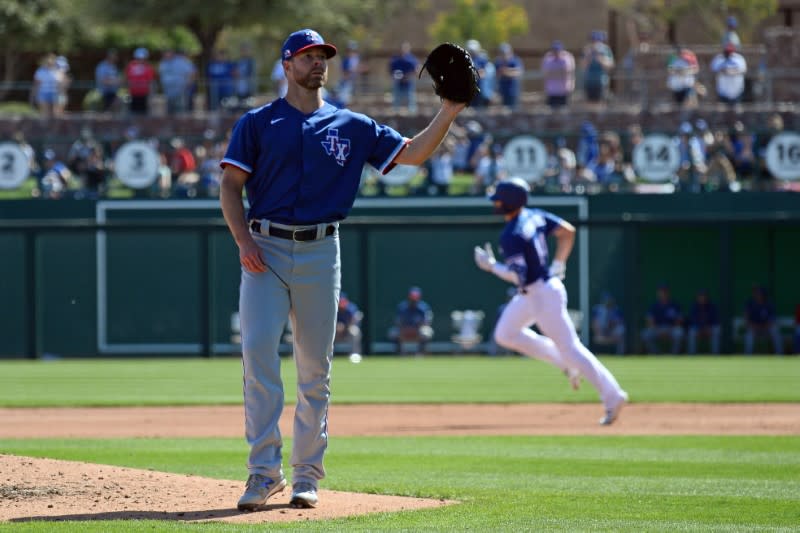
[239,222,340,487]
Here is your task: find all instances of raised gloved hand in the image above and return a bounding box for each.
[419,42,481,105]
[474,242,496,272]
[548,259,566,280]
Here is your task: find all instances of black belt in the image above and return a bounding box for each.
[250,220,335,241]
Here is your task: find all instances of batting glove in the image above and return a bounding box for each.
[548,259,566,280]
[474,242,496,272]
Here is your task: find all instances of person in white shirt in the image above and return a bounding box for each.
[710,43,747,105]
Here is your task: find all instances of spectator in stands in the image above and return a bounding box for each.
[12,131,38,177]
[338,41,362,107]
[270,57,287,98]
[744,285,783,355]
[666,44,699,108]
[495,42,523,109]
[159,48,197,114]
[167,137,198,197]
[31,53,63,118]
[424,139,454,196]
[195,129,225,197]
[541,40,576,109]
[389,41,419,112]
[95,49,121,112]
[450,125,471,173]
[234,42,257,102]
[591,292,626,355]
[674,121,707,193]
[754,113,784,191]
[687,289,721,354]
[67,127,103,184]
[706,127,739,192]
[55,55,71,115]
[641,283,684,354]
[721,15,741,50]
[621,123,644,165]
[125,48,156,115]
[465,39,495,108]
[710,43,747,106]
[206,48,236,111]
[38,149,72,199]
[581,30,615,105]
[388,286,434,355]
[576,121,599,168]
[66,127,107,198]
[726,120,756,187]
[542,137,577,193]
[586,131,627,189]
[694,119,713,155]
[335,292,363,357]
[473,141,506,195]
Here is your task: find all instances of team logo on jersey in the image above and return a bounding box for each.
[321,128,351,167]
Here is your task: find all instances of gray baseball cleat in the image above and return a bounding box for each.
[290,481,319,508]
[599,391,629,426]
[237,474,287,511]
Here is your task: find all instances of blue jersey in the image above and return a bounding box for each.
[221,98,405,224]
[689,301,719,327]
[395,300,433,327]
[745,299,775,325]
[498,208,563,286]
[648,300,682,326]
[337,301,360,326]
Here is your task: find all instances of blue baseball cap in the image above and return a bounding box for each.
[281,29,337,60]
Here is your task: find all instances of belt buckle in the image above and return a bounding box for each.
[292,228,304,242]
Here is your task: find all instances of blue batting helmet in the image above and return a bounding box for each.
[489,177,529,213]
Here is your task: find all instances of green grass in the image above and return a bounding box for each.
[1,435,798,531]
[0,356,798,407]
[1,357,798,531]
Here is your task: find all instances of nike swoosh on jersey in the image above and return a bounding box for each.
[271,118,284,124]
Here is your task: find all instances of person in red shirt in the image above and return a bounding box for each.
[125,48,156,115]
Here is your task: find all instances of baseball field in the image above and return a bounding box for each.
[0,355,798,531]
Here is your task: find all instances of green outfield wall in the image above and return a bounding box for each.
[0,193,798,358]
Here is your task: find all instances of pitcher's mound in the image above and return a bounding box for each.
[0,455,452,524]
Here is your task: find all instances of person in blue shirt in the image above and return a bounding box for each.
[473,177,628,425]
[591,292,626,355]
[465,39,495,108]
[494,43,523,109]
[389,286,434,354]
[686,289,720,355]
[641,284,684,354]
[389,41,418,112]
[744,285,783,355]
[94,49,120,111]
[220,28,466,512]
[334,292,363,356]
[206,49,236,111]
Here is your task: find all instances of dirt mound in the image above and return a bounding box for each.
[0,455,450,524]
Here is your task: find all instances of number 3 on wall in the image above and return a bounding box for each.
[0,143,30,190]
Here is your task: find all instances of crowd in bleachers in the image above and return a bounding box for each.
[3,14,797,199]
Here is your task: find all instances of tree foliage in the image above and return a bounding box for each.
[0,0,82,97]
[84,0,413,69]
[609,0,778,43]
[428,0,529,51]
